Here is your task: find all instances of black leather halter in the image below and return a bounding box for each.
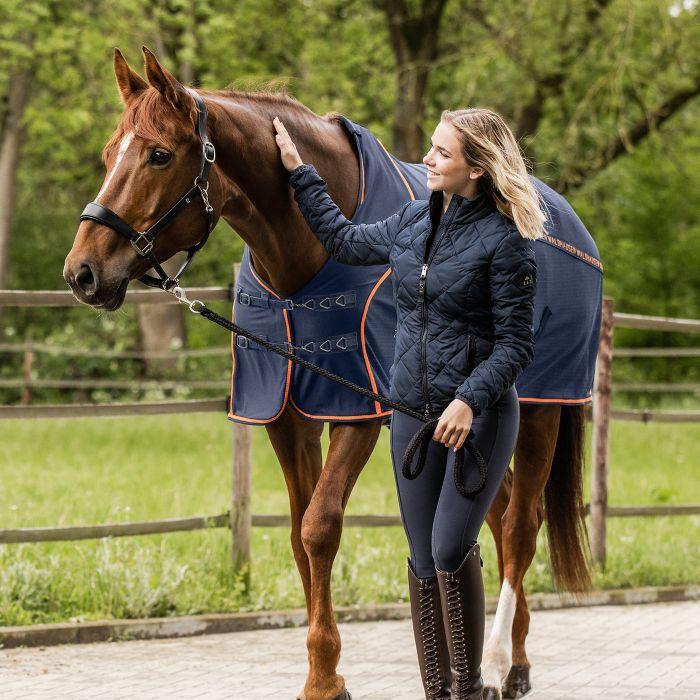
[79,89,216,290]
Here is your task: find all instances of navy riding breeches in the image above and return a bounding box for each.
[390,386,520,578]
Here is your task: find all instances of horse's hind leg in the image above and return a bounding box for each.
[485,467,514,585]
[482,405,560,700]
[265,405,325,617]
[298,419,382,700]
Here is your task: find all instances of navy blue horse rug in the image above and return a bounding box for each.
[518,180,603,405]
[228,116,426,424]
[227,116,603,426]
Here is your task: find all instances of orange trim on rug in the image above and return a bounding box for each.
[360,267,392,414]
[286,267,395,421]
[358,147,366,205]
[540,233,603,273]
[289,392,392,421]
[518,396,592,405]
[376,140,416,200]
[228,260,293,423]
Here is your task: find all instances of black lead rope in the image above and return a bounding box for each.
[401,418,488,498]
[179,296,488,498]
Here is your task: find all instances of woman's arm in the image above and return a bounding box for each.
[273,115,409,266]
[289,163,410,266]
[454,229,537,416]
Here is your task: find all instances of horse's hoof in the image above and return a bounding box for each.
[502,664,531,698]
[296,690,351,700]
[483,688,502,700]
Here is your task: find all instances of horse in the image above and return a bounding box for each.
[64,47,601,700]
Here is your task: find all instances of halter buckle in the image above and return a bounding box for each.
[203,142,216,163]
[130,233,154,256]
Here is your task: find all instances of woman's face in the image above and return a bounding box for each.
[423,120,483,194]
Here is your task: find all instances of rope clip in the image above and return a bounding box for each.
[169,285,205,313]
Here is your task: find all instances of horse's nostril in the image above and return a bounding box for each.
[75,263,98,295]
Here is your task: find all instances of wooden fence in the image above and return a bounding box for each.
[589,298,700,565]
[1,280,698,571]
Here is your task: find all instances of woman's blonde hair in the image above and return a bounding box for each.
[441,108,546,240]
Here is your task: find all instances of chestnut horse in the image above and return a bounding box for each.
[64,48,592,700]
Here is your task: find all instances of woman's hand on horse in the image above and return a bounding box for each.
[433,399,474,451]
[273,116,304,171]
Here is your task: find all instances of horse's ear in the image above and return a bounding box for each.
[142,45,194,112]
[114,48,148,105]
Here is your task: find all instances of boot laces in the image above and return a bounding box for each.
[418,580,445,696]
[445,573,470,680]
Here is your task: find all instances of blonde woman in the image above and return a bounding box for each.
[274,108,544,700]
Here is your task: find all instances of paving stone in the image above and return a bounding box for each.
[0,601,697,699]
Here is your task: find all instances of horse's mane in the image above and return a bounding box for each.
[103,85,343,163]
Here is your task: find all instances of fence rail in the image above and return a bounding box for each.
[0,287,230,307]
[613,382,700,392]
[614,347,700,358]
[3,379,698,394]
[610,409,700,422]
[0,398,228,420]
[3,504,699,546]
[0,342,229,359]
[0,378,230,390]
[2,399,697,423]
[612,312,700,334]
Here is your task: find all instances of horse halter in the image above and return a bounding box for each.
[79,89,216,290]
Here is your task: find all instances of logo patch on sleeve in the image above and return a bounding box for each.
[519,272,534,288]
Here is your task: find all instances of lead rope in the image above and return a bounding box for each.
[170,286,487,498]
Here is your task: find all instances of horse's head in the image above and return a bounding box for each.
[64,47,221,309]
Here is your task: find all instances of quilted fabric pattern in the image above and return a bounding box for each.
[289,163,537,418]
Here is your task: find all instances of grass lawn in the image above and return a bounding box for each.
[0,414,698,626]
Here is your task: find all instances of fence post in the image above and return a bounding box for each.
[230,262,252,588]
[591,297,614,567]
[21,347,34,406]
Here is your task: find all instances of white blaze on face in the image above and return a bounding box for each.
[95,131,134,203]
[481,579,518,693]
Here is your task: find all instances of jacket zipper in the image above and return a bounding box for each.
[418,200,459,418]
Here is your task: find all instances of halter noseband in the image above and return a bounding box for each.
[79,89,216,290]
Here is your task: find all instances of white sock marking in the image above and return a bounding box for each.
[481,579,518,696]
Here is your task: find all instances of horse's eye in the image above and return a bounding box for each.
[149,149,171,166]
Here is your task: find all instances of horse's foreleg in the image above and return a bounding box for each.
[482,405,560,700]
[265,406,324,617]
[298,419,382,700]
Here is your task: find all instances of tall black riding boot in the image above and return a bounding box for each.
[436,543,485,700]
[407,558,452,699]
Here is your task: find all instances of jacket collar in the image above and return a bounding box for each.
[428,189,496,232]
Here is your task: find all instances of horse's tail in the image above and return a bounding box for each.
[543,404,593,593]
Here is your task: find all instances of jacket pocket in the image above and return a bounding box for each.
[466,334,477,374]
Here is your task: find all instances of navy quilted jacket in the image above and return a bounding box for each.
[288,163,537,419]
